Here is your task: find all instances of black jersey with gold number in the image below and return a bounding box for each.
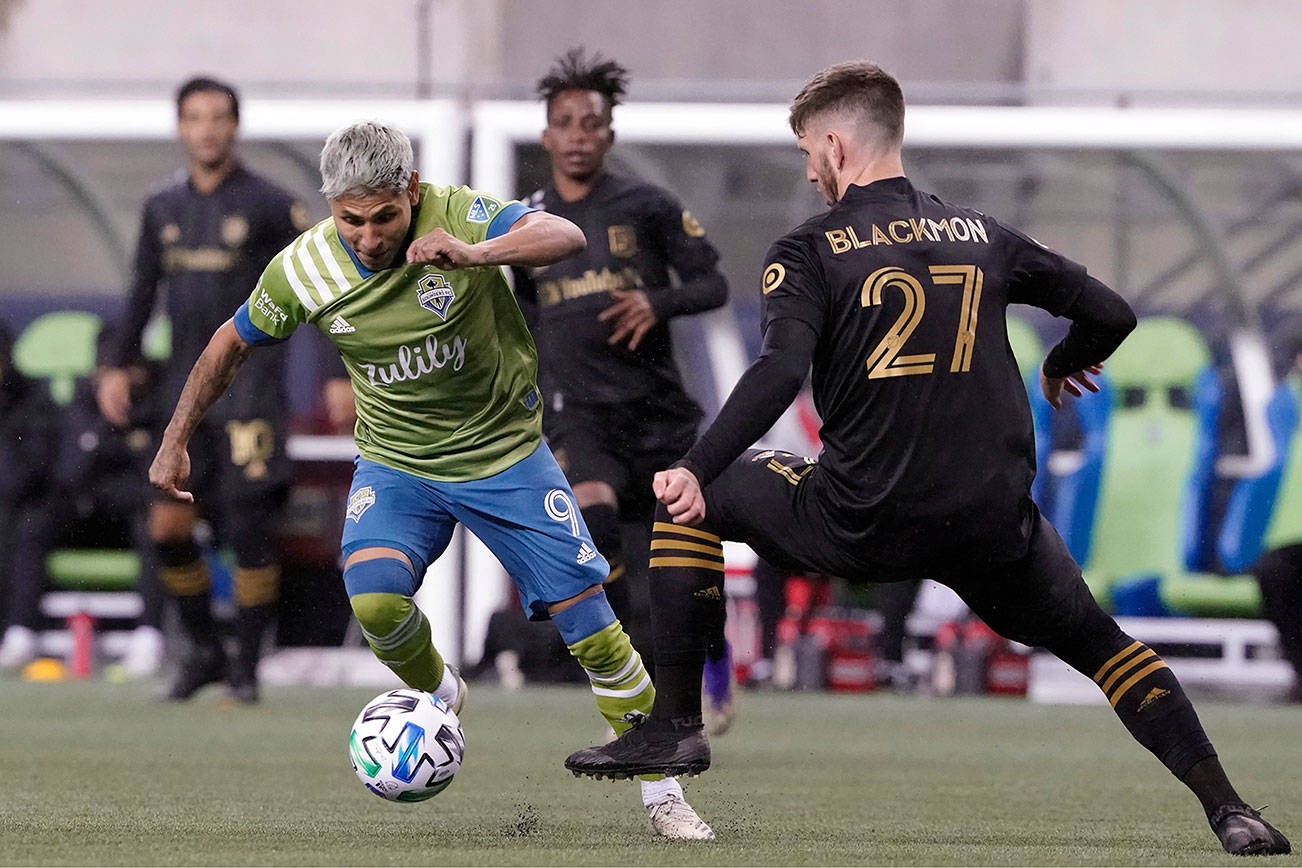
[762,177,1090,564]
[513,172,725,408]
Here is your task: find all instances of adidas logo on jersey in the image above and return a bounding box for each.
[329,315,356,334]
[577,542,597,565]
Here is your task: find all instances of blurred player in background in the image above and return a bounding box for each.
[0,320,59,669]
[148,120,713,839]
[567,61,1291,856]
[514,48,735,733]
[97,76,318,703]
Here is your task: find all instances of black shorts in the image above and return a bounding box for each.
[704,449,1104,649]
[174,416,291,508]
[545,395,699,519]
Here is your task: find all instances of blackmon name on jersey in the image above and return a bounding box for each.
[234,182,540,483]
[762,176,1091,565]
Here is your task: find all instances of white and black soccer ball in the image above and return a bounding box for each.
[349,688,464,802]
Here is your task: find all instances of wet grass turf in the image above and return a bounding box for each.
[2,679,1300,865]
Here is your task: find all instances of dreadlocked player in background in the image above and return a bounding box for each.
[514,49,737,734]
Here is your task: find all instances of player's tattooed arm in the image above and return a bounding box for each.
[149,319,252,501]
[409,211,585,270]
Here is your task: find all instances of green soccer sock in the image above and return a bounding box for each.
[568,621,665,781]
[350,592,445,692]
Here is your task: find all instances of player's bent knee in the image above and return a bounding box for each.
[343,555,417,601]
[348,591,416,637]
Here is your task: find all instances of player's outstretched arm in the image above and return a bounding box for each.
[149,319,252,501]
[658,317,817,523]
[1039,275,1136,410]
[407,211,585,270]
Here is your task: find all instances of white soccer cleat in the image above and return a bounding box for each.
[0,625,37,672]
[703,697,735,736]
[648,794,716,840]
[446,665,468,716]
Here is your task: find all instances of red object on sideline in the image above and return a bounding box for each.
[68,612,94,679]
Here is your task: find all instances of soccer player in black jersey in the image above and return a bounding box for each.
[565,61,1291,857]
[514,49,732,708]
[97,77,328,703]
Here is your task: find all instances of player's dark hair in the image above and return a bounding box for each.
[789,61,904,146]
[536,47,629,116]
[176,76,240,122]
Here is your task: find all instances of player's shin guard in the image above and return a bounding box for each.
[349,591,445,692]
[646,508,726,733]
[553,592,655,736]
[345,557,444,691]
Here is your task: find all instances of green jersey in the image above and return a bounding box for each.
[238,183,541,481]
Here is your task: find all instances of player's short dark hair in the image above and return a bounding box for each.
[536,47,629,116]
[176,76,240,122]
[788,61,904,146]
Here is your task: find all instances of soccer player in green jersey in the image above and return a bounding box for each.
[148,120,713,838]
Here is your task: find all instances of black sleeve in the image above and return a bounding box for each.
[645,194,728,320]
[1000,220,1089,317]
[1041,275,1137,378]
[510,266,540,329]
[678,317,817,487]
[108,201,163,368]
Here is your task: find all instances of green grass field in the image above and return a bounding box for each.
[2,679,1300,866]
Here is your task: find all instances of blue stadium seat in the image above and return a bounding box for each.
[1219,375,1302,572]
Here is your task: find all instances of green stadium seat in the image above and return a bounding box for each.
[12,310,102,404]
[1005,314,1044,379]
[1077,317,1259,614]
[14,312,149,673]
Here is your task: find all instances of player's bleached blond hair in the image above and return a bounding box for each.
[788,61,905,147]
[319,120,414,199]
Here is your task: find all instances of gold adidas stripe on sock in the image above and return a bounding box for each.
[649,556,726,571]
[1092,641,1171,707]
[650,538,723,556]
[1092,640,1143,684]
[1109,660,1170,707]
[1100,647,1158,696]
[161,560,210,596]
[652,521,721,544]
[234,565,279,607]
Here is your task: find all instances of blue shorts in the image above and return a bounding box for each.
[340,442,609,619]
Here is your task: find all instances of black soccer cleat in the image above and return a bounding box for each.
[1209,803,1291,856]
[163,646,228,702]
[565,725,711,780]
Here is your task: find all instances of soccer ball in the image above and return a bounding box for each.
[349,688,465,802]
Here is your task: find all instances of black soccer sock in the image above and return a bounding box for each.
[1181,755,1242,817]
[582,502,629,614]
[234,603,275,684]
[645,505,726,734]
[231,565,279,683]
[1085,639,1217,780]
[158,542,219,650]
